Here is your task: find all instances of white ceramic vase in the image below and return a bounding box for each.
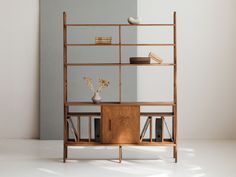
[92,91,102,104]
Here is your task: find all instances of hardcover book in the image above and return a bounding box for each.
[155,118,163,142]
[94,118,100,142]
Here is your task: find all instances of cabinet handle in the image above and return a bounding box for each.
[109,119,111,131]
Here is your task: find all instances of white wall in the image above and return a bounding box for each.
[0,0,235,140]
[0,0,39,138]
[137,0,236,139]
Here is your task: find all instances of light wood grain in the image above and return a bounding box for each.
[173,11,178,163]
[66,63,175,66]
[65,102,175,106]
[150,116,153,142]
[119,26,122,102]
[65,43,175,46]
[101,105,140,144]
[119,146,122,163]
[63,11,68,163]
[68,112,174,117]
[66,141,176,146]
[66,24,175,27]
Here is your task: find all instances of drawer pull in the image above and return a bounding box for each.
[109,119,111,131]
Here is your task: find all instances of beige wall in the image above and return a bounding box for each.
[137,0,236,139]
[0,0,235,140]
[0,0,39,138]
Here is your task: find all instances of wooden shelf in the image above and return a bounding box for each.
[66,141,176,147]
[65,102,175,106]
[66,43,119,46]
[65,43,175,47]
[141,112,174,116]
[68,112,174,117]
[66,24,175,27]
[66,63,175,67]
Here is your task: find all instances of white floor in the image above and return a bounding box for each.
[0,140,235,177]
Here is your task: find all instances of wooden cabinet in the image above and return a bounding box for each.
[101,105,140,144]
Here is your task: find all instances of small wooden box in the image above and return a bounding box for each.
[101,105,140,144]
[130,57,151,64]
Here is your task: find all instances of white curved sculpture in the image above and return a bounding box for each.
[127,17,141,24]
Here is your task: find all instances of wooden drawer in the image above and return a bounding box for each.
[101,105,140,144]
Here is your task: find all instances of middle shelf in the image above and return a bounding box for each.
[66,63,175,66]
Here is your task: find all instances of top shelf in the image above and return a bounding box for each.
[65,24,175,27]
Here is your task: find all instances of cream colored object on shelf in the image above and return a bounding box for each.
[127,17,141,24]
[148,52,163,63]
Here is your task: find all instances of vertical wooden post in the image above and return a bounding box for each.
[118,25,122,102]
[161,116,164,142]
[67,116,70,139]
[119,145,122,163]
[149,116,152,142]
[88,116,92,142]
[173,11,178,163]
[63,11,68,163]
[77,116,81,141]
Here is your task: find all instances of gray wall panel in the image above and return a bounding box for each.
[40,0,138,139]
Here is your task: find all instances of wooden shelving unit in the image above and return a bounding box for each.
[63,11,178,163]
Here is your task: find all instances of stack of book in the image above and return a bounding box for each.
[148,52,163,64]
[95,37,112,44]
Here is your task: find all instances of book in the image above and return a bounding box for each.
[95,37,112,44]
[67,117,79,142]
[95,39,112,41]
[95,41,112,44]
[95,37,112,40]
[155,118,163,142]
[163,118,174,142]
[140,117,151,141]
[148,52,163,63]
[94,118,100,142]
[130,57,150,64]
[96,42,112,44]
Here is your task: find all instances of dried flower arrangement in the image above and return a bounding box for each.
[83,77,110,103]
[83,77,110,93]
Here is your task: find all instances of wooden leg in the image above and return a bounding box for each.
[119,146,122,163]
[63,144,67,163]
[173,146,177,163]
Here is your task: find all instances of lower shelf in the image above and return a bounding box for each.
[68,112,174,117]
[66,139,176,147]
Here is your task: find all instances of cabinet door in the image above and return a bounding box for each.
[101,105,140,144]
